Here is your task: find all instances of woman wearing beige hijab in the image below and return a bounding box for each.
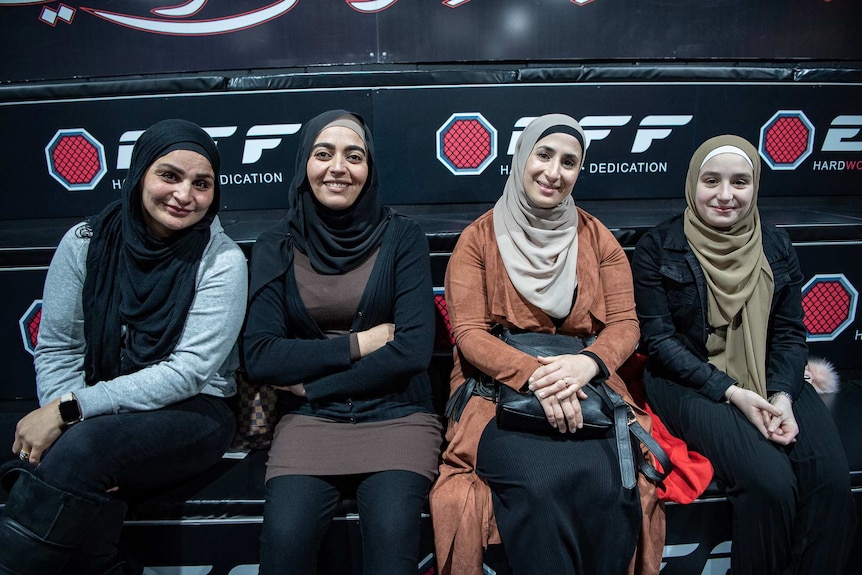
[431,114,664,575]
[632,135,855,574]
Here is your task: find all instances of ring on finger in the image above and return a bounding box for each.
[19,450,29,461]
[562,377,570,387]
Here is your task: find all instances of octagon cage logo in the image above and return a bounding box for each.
[801,274,858,342]
[758,110,815,171]
[436,113,497,176]
[45,128,108,191]
[20,300,42,356]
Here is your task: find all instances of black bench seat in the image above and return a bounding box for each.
[1,195,861,573]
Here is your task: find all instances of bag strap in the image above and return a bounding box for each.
[444,375,496,422]
[444,379,477,422]
[602,384,673,489]
[629,419,673,483]
[613,403,637,489]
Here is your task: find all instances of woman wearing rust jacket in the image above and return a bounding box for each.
[430,114,664,575]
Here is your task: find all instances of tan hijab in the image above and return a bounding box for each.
[683,135,774,398]
[493,114,586,319]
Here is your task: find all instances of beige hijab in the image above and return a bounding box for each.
[493,114,586,319]
[683,135,774,398]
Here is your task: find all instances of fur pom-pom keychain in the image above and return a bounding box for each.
[804,356,840,394]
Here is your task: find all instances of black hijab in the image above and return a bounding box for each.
[81,118,221,384]
[249,110,389,298]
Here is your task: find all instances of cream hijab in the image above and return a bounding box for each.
[493,114,586,319]
[683,135,774,398]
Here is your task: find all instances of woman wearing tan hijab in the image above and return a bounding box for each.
[632,135,855,574]
[431,114,664,575]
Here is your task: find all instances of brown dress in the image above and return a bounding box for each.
[264,250,441,484]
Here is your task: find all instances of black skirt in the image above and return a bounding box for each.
[476,418,641,575]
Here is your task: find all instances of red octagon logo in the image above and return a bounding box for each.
[801,274,858,342]
[436,113,497,176]
[19,300,43,356]
[45,128,107,191]
[759,111,815,171]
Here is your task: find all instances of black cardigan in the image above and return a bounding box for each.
[243,214,436,423]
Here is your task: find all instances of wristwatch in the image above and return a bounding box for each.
[59,392,81,426]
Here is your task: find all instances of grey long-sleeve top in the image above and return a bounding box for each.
[34,216,248,419]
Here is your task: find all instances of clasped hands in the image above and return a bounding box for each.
[271,323,395,397]
[527,353,600,434]
[725,385,798,445]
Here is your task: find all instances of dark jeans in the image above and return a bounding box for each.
[34,394,236,501]
[259,470,431,575]
[0,394,235,575]
[646,378,856,575]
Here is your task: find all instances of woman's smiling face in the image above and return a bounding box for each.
[140,149,214,238]
[522,132,583,209]
[306,126,368,211]
[694,152,755,230]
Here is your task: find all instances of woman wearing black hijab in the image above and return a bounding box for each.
[0,119,248,575]
[244,110,441,574]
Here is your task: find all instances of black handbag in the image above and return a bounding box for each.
[496,377,613,437]
[446,326,672,489]
[490,328,606,436]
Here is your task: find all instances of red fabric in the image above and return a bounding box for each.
[645,403,714,504]
[620,352,714,504]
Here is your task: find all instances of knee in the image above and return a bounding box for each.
[362,495,425,535]
[806,459,852,503]
[261,494,330,545]
[735,469,796,508]
[35,440,112,497]
[360,471,428,521]
[260,507,312,545]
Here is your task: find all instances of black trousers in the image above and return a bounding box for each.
[646,378,856,575]
[0,394,235,575]
[476,420,641,575]
[259,470,431,575]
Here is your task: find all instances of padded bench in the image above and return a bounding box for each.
[2,196,861,573]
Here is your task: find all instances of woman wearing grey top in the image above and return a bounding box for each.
[0,119,247,575]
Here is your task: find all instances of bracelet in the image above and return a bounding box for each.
[724,386,738,404]
[769,391,794,406]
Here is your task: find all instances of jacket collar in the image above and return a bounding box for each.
[660,214,690,252]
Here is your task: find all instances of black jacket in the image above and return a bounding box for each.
[631,214,807,402]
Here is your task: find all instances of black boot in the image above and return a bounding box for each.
[0,470,105,575]
[61,499,142,575]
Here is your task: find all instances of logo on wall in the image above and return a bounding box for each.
[4,0,562,35]
[436,113,497,176]
[19,300,42,356]
[801,274,858,342]
[45,128,107,191]
[38,2,74,25]
[758,111,815,170]
[82,1,299,35]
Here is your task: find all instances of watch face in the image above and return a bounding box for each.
[59,399,79,424]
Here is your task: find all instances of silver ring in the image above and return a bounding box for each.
[562,378,569,387]
[19,450,29,461]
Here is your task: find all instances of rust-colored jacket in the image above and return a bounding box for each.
[430,208,665,575]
